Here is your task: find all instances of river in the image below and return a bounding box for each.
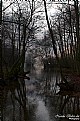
[0,69,80,121]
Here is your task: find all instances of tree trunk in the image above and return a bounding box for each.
[43,0,58,59]
[0,0,3,78]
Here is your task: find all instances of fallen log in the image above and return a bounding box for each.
[56,82,73,91]
[57,75,80,92]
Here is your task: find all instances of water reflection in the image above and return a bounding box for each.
[0,78,29,121]
[0,86,4,121]
[0,70,80,121]
[36,100,50,121]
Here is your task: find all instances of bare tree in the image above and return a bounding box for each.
[0,0,3,78]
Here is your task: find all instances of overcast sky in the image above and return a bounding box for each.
[2,0,74,39]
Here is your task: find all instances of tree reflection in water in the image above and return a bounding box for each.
[37,71,80,120]
[0,86,4,121]
[59,95,80,115]
[0,71,80,121]
[10,78,28,121]
[0,78,37,121]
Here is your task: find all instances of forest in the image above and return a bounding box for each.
[0,0,80,121]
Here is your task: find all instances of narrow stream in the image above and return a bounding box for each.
[0,69,80,121]
[25,69,66,121]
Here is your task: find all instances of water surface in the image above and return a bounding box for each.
[0,69,80,121]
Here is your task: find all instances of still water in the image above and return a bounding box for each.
[0,69,80,121]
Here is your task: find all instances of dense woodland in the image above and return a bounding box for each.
[0,0,80,121]
[0,0,80,85]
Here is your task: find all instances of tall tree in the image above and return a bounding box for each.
[43,0,58,59]
[0,0,3,78]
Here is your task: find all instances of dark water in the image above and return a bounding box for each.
[0,69,80,121]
